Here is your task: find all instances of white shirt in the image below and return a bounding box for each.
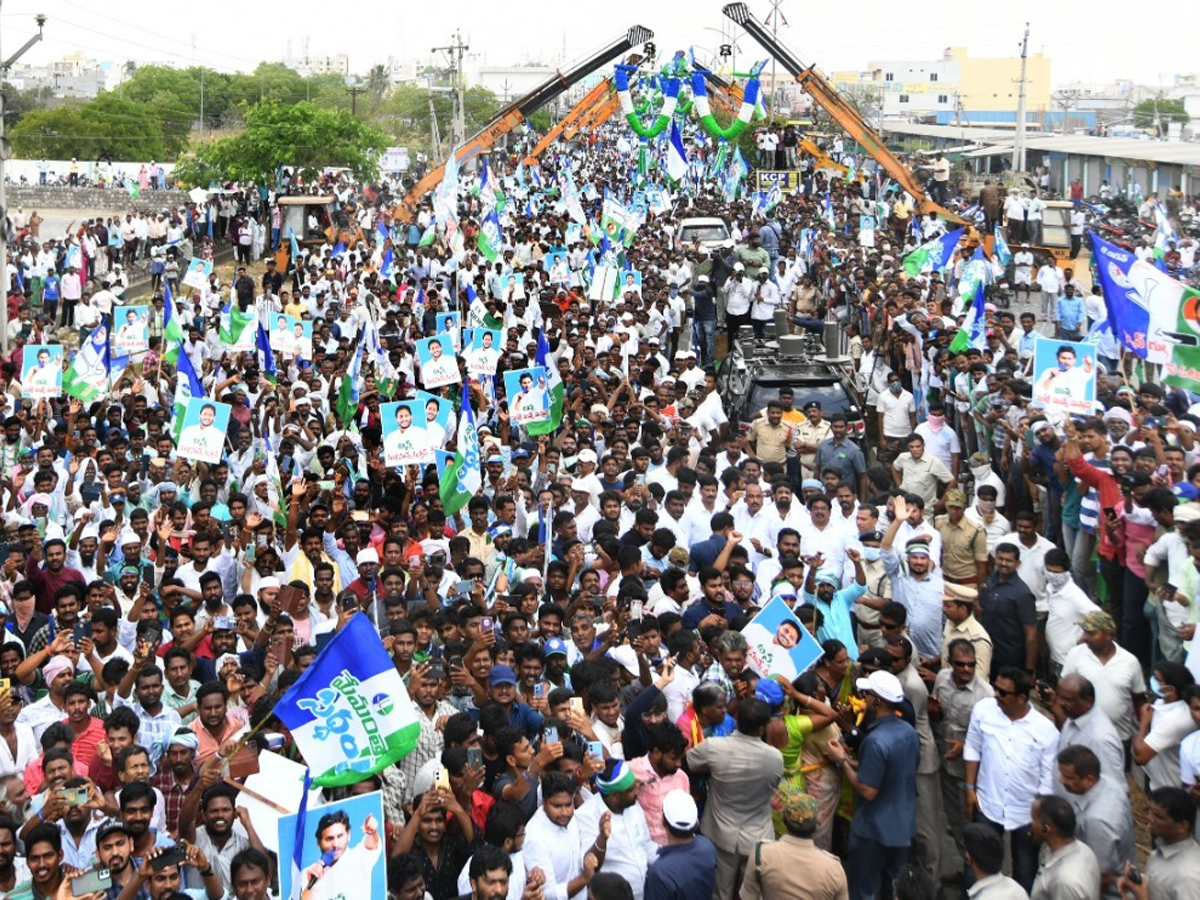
[574,792,653,900]
[878,389,915,439]
[964,698,1059,830]
[914,422,960,473]
[0,721,37,779]
[1060,642,1147,740]
[1143,698,1195,791]
[663,663,701,726]
[1180,729,1200,786]
[524,805,586,900]
[1044,581,1100,666]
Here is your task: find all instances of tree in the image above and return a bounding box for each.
[171,100,388,186]
[1,82,53,129]
[366,65,390,102]
[1132,98,1189,133]
[10,96,165,161]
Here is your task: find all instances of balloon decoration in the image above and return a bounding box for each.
[690,73,760,141]
[615,66,680,140]
[612,56,762,142]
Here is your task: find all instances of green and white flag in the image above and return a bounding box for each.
[62,324,111,403]
[902,227,965,279]
[273,615,421,787]
[476,211,502,263]
[439,382,481,516]
[219,304,257,351]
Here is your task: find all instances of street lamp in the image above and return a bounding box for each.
[0,10,46,354]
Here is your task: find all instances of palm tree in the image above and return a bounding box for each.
[367,64,390,102]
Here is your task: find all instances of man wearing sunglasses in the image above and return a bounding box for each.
[962,666,1060,893]
[930,638,994,865]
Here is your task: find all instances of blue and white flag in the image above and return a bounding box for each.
[273,615,421,787]
[993,224,1013,266]
[666,120,689,185]
[256,319,277,383]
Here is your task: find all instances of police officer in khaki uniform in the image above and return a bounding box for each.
[794,400,833,482]
[741,786,848,900]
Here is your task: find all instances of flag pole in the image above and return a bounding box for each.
[541,497,552,584]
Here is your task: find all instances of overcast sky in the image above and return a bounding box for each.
[4,0,1196,90]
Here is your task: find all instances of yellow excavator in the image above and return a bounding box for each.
[391,25,652,224]
[723,2,964,225]
[523,78,621,164]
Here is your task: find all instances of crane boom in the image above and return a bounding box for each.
[524,78,616,163]
[391,25,652,223]
[722,2,964,223]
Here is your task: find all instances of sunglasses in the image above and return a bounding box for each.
[951,660,976,669]
[993,687,1016,698]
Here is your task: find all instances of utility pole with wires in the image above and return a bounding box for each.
[0,9,45,356]
[432,30,469,155]
[764,0,787,119]
[1011,22,1030,173]
[346,84,365,116]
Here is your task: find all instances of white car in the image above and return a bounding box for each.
[676,217,733,253]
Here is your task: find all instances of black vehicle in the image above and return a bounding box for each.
[718,334,866,441]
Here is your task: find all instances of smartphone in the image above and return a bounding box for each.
[72,868,112,895]
[427,663,445,680]
[480,616,494,635]
[587,740,604,759]
[627,620,643,642]
[317,480,335,491]
[0,678,10,693]
[213,615,236,631]
[1164,582,1177,596]
[59,787,88,806]
[150,844,187,872]
[340,594,360,612]
[434,766,450,790]
[467,747,483,768]
[534,683,545,699]
[71,623,89,645]
[455,579,474,596]
[1035,680,1051,698]
[544,726,560,745]
[1128,867,1142,886]
[630,600,644,620]
[570,697,585,718]
[407,598,428,614]
[1102,507,1117,520]
[448,656,463,672]
[635,473,647,485]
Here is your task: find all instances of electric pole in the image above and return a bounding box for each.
[0,9,46,355]
[432,30,469,155]
[765,0,786,120]
[346,84,365,116]
[1012,23,1030,174]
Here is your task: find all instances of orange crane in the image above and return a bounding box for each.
[391,25,652,223]
[723,2,964,224]
[523,78,617,163]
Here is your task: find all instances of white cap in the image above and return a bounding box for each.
[661,789,699,830]
[733,262,745,271]
[577,449,598,464]
[854,670,905,705]
[118,528,141,547]
[258,576,280,591]
[356,548,380,565]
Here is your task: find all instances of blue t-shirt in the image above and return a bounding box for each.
[850,714,920,847]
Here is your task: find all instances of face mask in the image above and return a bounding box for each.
[927,414,945,432]
[889,383,902,394]
[971,464,993,481]
[977,500,997,514]
[1149,674,1163,699]
[861,546,882,562]
[1046,571,1072,592]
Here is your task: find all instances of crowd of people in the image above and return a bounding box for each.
[0,114,1196,900]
